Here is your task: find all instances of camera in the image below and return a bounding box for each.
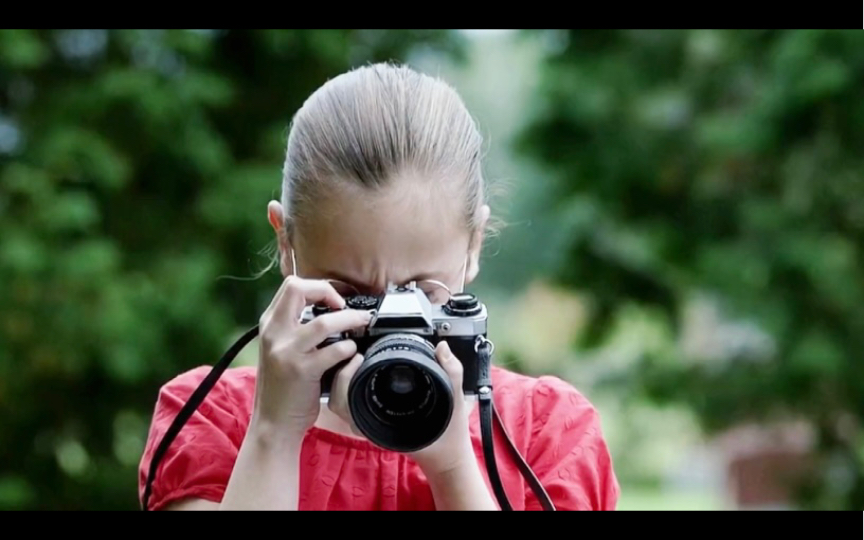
[302,282,488,453]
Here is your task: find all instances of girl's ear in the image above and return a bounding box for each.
[464,204,491,286]
[267,201,294,277]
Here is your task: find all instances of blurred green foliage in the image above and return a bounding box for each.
[517,29,864,510]
[0,29,463,510]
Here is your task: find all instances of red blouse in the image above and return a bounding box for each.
[138,364,619,511]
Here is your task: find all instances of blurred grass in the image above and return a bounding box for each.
[617,486,727,510]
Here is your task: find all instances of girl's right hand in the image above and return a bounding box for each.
[252,276,372,437]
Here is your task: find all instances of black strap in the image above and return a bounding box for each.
[476,338,556,511]
[142,327,555,511]
[493,405,556,510]
[479,386,511,509]
[141,325,260,511]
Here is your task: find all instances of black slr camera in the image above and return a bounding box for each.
[303,282,489,453]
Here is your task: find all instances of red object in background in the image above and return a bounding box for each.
[716,422,816,509]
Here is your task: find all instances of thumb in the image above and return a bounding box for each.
[436,341,464,393]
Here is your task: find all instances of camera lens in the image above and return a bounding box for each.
[388,365,416,394]
[367,363,433,423]
[347,334,453,452]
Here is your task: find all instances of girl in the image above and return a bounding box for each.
[138,63,619,511]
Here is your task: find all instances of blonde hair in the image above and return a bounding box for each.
[281,62,491,237]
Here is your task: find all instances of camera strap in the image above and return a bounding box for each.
[141,324,260,512]
[475,337,556,511]
[142,326,555,511]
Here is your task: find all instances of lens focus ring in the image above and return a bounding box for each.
[364,333,437,363]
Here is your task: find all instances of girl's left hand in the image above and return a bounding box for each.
[328,341,476,477]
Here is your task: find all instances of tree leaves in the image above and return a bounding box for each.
[519,29,864,509]
[0,29,462,510]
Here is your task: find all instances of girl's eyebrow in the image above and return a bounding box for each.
[322,270,364,288]
[322,269,433,289]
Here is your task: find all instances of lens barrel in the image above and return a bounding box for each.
[347,333,454,452]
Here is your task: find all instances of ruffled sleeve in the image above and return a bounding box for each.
[138,366,251,510]
[523,376,620,510]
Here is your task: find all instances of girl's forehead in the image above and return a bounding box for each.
[295,206,468,284]
[297,219,467,271]
[299,183,466,255]
[292,178,471,287]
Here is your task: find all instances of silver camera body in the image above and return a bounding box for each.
[302,281,489,401]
